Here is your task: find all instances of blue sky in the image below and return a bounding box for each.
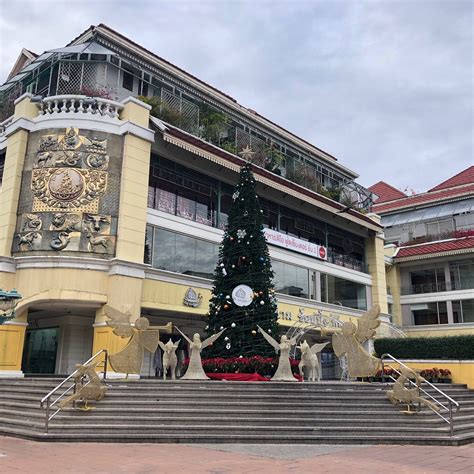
[1,0,472,191]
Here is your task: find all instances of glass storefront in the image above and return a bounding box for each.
[146,225,368,310]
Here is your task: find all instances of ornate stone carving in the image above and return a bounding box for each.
[31,168,107,212]
[50,212,81,232]
[84,214,111,233]
[17,231,41,251]
[48,168,85,201]
[21,214,43,232]
[183,287,203,308]
[60,127,82,150]
[85,229,109,252]
[50,231,71,250]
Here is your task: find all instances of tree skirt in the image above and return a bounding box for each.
[206,373,302,382]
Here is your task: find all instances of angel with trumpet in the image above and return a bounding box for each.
[104,304,172,377]
[175,327,226,380]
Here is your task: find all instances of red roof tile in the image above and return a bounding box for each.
[373,183,474,213]
[395,237,474,259]
[368,181,406,204]
[429,166,474,192]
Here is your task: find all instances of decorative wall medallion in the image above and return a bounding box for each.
[48,168,85,201]
[50,231,71,250]
[49,212,81,232]
[17,231,41,251]
[21,214,43,231]
[31,168,107,213]
[183,288,203,308]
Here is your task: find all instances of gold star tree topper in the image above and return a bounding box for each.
[238,146,255,161]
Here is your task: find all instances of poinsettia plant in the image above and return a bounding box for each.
[182,355,300,377]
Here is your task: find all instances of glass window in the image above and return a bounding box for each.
[452,299,474,324]
[412,302,448,325]
[323,274,367,310]
[122,71,134,91]
[272,260,309,299]
[150,228,218,280]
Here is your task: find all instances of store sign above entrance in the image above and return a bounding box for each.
[263,229,327,261]
[279,308,343,329]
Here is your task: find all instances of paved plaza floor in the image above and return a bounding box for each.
[0,436,472,473]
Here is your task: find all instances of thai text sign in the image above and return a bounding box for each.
[264,228,327,260]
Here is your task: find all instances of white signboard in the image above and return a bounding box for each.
[232,284,254,307]
[263,228,327,261]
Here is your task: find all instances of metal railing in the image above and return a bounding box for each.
[40,349,108,434]
[380,353,460,436]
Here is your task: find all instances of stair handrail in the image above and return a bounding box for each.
[380,353,460,436]
[40,349,108,433]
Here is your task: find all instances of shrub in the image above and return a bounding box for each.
[374,335,474,360]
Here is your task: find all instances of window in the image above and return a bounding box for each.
[452,299,474,324]
[412,302,448,325]
[449,260,474,291]
[409,267,446,294]
[122,71,134,91]
[150,228,218,279]
[321,274,367,310]
[0,151,5,189]
[272,261,310,298]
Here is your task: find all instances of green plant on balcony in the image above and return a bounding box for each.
[199,103,230,144]
[137,95,189,129]
[263,144,285,175]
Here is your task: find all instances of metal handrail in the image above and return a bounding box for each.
[40,349,108,433]
[380,353,460,436]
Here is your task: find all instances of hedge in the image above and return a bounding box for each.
[374,335,474,360]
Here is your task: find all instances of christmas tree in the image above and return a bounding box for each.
[205,149,279,357]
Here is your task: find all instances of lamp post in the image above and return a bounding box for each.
[0,289,22,324]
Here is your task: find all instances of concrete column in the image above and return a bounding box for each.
[0,94,37,257]
[115,97,152,263]
[314,271,321,301]
[365,223,388,314]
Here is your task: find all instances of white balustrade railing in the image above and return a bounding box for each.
[38,95,124,119]
[0,115,14,137]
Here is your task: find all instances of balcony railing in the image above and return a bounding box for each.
[401,279,474,295]
[38,95,123,119]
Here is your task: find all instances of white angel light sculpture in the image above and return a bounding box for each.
[257,326,298,382]
[298,340,329,382]
[176,327,226,380]
[332,305,382,378]
[158,339,181,380]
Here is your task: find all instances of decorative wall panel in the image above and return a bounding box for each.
[13,127,123,258]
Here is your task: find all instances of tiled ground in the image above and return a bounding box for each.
[0,437,472,473]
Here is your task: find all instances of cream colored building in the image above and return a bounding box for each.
[0,25,392,378]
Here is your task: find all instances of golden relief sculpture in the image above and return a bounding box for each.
[332,305,382,378]
[105,305,172,377]
[387,366,440,413]
[58,361,107,411]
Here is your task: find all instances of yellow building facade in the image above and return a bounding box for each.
[0,26,396,379]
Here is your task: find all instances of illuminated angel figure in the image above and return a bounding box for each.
[257,326,298,381]
[176,327,226,380]
[332,305,381,378]
[105,305,172,377]
[298,340,329,382]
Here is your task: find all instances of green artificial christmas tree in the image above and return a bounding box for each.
[205,151,279,357]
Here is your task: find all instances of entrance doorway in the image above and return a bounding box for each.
[22,327,59,374]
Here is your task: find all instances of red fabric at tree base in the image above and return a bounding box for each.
[206,373,302,382]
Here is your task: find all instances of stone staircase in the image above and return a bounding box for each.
[0,378,473,445]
